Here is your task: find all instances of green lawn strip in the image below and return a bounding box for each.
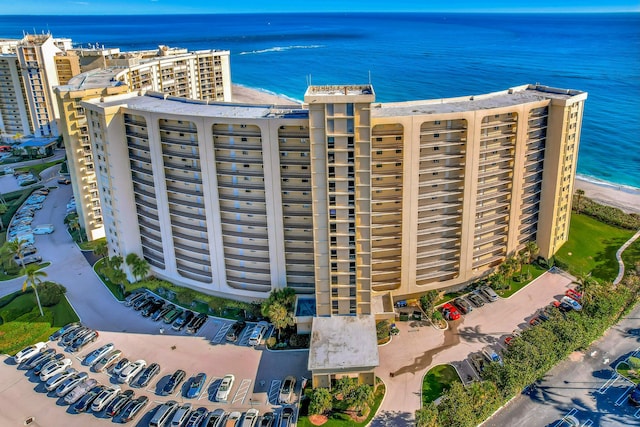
[616,362,640,385]
[93,258,125,301]
[621,237,640,275]
[422,364,462,405]
[496,263,547,298]
[15,159,63,178]
[79,237,105,251]
[434,290,467,307]
[555,213,633,281]
[0,291,79,355]
[0,261,51,282]
[297,383,386,427]
[0,186,44,232]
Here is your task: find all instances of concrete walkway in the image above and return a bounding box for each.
[613,228,640,285]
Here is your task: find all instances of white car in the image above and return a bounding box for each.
[14,342,47,364]
[32,224,55,234]
[83,343,115,366]
[91,385,121,412]
[561,296,583,311]
[45,368,77,391]
[242,408,259,427]
[55,372,88,397]
[117,359,146,384]
[216,374,235,402]
[482,346,504,366]
[248,321,269,346]
[40,358,73,382]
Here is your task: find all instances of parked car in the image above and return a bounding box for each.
[45,368,77,391]
[202,408,226,427]
[629,383,640,406]
[69,330,99,352]
[467,293,485,308]
[163,308,183,324]
[124,291,146,307]
[32,224,55,234]
[105,389,134,417]
[259,412,275,427]
[152,304,174,322]
[279,408,294,427]
[33,353,64,376]
[170,402,192,426]
[186,313,208,335]
[40,358,73,381]
[134,295,153,311]
[453,297,473,315]
[162,369,186,396]
[482,346,504,366]
[565,289,583,303]
[49,322,80,341]
[73,385,104,413]
[14,341,46,364]
[561,296,583,311]
[134,362,160,388]
[441,303,461,321]
[216,374,235,401]
[15,254,42,265]
[226,320,247,342]
[63,378,99,404]
[91,385,121,412]
[242,408,260,427]
[60,327,89,346]
[83,343,115,366]
[142,300,164,317]
[150,400,178,427]
[186,372,207,398]
[93,349,122,373]
[226,412,242,427]
[118,359,146,384]
[185,407,208,427]
[112,358,131,376]
[479,286,499,302]
[529,316,543,326]
[249,321,269,346]
[120,395,149,423]
[23,348,56,369]
[172,310,195,331]
[58,177,71,185]
[278,376,296,404]
[55,372,88,396]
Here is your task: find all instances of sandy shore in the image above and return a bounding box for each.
[575,176,640,214]
[231,84,302,105]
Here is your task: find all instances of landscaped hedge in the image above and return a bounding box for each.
[416,273,640,427]
[574,194,640,230]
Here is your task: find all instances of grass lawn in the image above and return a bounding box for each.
[297,382,386,427]
[616,362,640,385]
[621,237,640,275]
[434,290,467,307]
[422,364,462,405]
[79,236,106,251]
[496,263,547,298]
[0,290,79,355]
[15,158,63,178]
[0,261,51,281]
[555,213,634,282]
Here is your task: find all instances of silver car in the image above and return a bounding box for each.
[93,349,122,373]
[45,368,77,392]
[91,385,121,412]
[55,372,88,396]
[83,343,115,366]
[64,378,99,404]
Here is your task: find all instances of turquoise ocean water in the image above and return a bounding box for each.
[1,13,638,188]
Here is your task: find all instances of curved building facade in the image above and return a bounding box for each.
[82,83,586,303]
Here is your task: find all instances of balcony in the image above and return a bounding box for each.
[177,267,213,282]
[169,206,206,221]
[167,196,204,209]
[164,172,202,185]
[162,149,200,160]
[173,240,209,255]
[161,136,199,147]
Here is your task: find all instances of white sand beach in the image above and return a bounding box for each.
[575,176,640,214]
[231,84,301,105]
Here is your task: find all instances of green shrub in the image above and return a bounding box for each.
[309,388,333,415]
[265,336,277,348]
[376,320,390,340]
[574,194,640,230]
[288,333,310,348]
[37,282,67,307]
[629,356,640,370]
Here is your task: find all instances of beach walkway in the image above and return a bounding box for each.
[613,228,640,285]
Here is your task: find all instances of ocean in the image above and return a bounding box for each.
[1,13,638,188]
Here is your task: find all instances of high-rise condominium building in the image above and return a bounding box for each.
[55,48,232,240]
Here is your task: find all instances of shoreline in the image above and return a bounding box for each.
[231,85,640,215]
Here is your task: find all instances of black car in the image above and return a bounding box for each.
[60,326,89,346]
[453,297,473,315]
[467,293,485,308]
[172,310,195,331]
[134,296,153,311]
[280,408,294,427]
[185,407,208,427]
[186,313,208,335]
[162,369,186,395]
[629,383,640,406]
[69,330,99,352]
[141,300,163,318]
[225,320,247,342]
[152,304,174,322]
[120,395,149,423]
[73,386,104,413]
[23,348,56,369]
[134,363,160,388]
[33,353,64,375]
[105,389,134,417]
[49,323,80,342]
[260,412,276,427]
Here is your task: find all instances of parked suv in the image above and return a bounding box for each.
[225,320,246,342]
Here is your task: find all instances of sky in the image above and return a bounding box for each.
[4,0,640,15]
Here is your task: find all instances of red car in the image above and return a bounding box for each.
[442,303,461,321]
[565,289,582,302]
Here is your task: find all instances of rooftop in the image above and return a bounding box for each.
[308,315,379,372]
[371,84,587,117]
[60,68,124,91]
[85,92,305,120]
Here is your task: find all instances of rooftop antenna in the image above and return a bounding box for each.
[368,70,371,85]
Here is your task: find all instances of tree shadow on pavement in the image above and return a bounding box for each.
[369,409,414,427]
[456,325,500,344]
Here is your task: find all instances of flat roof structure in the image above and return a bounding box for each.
[308,315,379,373]
[19,137,58,148]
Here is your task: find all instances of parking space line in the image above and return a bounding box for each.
[268,380,281,405]
[634,407,640,419]
[464,359,480,382]
[194,318,210,338]
[582,420,594,427]
[211,324,231,344]
[238,326,254,346]
[597,371,619,394]
[198,378,216,401]
[231,379,251,405]
[552,408,578,427]
[615,385,633,406]
[206,377,222,402]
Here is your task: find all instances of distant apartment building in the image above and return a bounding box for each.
[55,47,232,240]
[80,83,586,303]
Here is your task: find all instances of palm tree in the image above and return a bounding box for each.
[22,264,46,317]
[110,255,123,271]
[348,384,375,416]
[132,257,150,282]
[93,240,108,260]
[573,272,597,305]
[575,189,585,214]
[267,301,295,341]
[525,241,539,264]
[5,238,27,268]
[68,217,84,243]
